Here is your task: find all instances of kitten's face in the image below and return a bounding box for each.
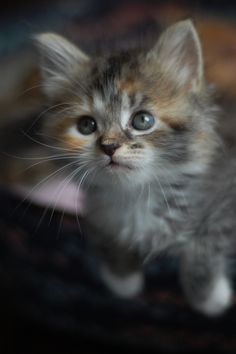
[37,21,218,188]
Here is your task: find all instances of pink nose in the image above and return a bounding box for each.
[100,143,120,156]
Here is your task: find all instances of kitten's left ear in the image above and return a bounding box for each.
[35,33,89,97]
[149,20,203,92]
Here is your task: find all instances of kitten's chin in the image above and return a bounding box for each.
[94,160,152,188]
[106,160,133,171]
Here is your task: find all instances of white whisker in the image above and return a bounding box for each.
[25,102,73,132]
[153,174,171,215]
[13,159,80,216]
[20,129,76,152]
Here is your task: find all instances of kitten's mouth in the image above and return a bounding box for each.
[106,159,132,170]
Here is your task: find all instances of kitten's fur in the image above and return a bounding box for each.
[35,20,235,316]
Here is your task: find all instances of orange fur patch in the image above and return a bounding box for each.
[55,118,86,150]
[100,130,128,147]
[62,136,86,150]
[118,78,143,94]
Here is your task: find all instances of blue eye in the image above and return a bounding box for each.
[131,111,155,131]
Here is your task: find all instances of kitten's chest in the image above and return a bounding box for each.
[85,184,188,253]
[121,192,186,253]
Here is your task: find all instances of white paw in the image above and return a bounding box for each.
[195,276,233,316]
[100,265,144,298]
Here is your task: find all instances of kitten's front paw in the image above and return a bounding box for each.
[193,276,233,317]
[100,265,144,298]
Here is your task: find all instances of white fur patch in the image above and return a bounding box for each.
[100,265,144,298]
[196,276,233,316]
[120,92,131,129]
[93,93,106,113]
[66,125,95,141]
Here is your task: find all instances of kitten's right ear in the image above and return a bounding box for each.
[35,33,89,97]
[147,20,203,93]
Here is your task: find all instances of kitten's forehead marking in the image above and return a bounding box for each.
[91,67,150,131]
[92,89,131,129]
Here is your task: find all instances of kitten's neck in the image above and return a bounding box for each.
[86,170,197,204]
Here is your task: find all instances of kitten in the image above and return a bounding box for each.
[35,20,234,316]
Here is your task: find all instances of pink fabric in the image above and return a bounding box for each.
[12,178,85,215]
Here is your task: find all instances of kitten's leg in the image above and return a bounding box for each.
[180,244,233,316]
[98,245,144,298]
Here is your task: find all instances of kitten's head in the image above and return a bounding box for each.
[36,20,219,188]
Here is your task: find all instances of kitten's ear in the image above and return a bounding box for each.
[35,33,89,97]
[149,20,203,92]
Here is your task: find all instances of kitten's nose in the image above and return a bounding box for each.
[100,142,121,156]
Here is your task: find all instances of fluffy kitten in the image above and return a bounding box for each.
[36,20,234,316]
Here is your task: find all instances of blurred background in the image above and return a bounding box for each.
[2,0,236,148]
[1,1,236,353]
